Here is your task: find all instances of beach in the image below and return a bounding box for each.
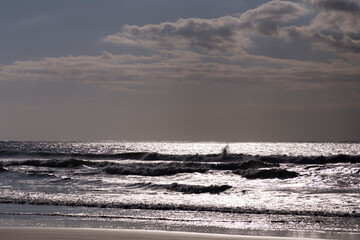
[0,227,328,240]
[2,0,360,238]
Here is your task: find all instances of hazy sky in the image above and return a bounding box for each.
[1,0,359,141]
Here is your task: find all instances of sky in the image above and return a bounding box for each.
[0,0,359,141]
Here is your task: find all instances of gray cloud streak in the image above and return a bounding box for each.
[1,50,359,92]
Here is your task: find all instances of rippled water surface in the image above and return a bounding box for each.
[0,141,359,239]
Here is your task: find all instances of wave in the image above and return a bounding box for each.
[104,161,279,177]
[0,211,208,223]
[25,171,57,178]
[127,182,231,194]
[8,159,94,168]
[212,161,276,170]
[162,183,232,194]
[0,197,358,218]
[1,149,359,164]
[234,169,299,179]
[2,159,296,178]
[104,162,209,176]
[2,152,358,178]
[0,150,238,162]
[258,154,360,164]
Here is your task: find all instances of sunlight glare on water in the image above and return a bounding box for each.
[0,140,359,239]
[73,141,360,156]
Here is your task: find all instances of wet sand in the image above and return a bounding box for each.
[0,227,327,240]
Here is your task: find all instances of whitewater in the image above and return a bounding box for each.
[0,141,359,239]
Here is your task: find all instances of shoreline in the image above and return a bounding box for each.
[0,227,328,240]
[1,202,358,240]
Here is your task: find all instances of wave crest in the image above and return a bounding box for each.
[234,169,299,179]
[1,149,359,164]
[127,182,231,194]
[0,195,358,218]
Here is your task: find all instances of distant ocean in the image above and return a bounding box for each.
[0,141,359,239]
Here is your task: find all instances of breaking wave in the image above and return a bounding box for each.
[1,149,359,164]
[2,150,359,179]
[162,183,232,194]
[0,196,358,218]
[127,182,232,194]
[103,161,276,177]
[9,159,93,168]
[104,164,208,176]
[2,159,283,177]
[0,211,207,223]
[234,169,299,179]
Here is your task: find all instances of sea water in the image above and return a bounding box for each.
[0,141,359,239]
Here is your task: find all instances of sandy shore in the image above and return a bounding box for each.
[0,227,328,240]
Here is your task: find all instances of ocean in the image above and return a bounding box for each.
[0,141,359,239]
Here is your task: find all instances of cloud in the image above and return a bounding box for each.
[308,0,360,13]
[0,0,359,93]
[0,52,164,87]
[1,48,359,93]
[280,0,360,53]
[104,1,308,53]
[238,0,309,36]
[104,16,249,52]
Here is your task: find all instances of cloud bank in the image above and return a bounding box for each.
[104,1,308,52]
[0,0,359,92]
